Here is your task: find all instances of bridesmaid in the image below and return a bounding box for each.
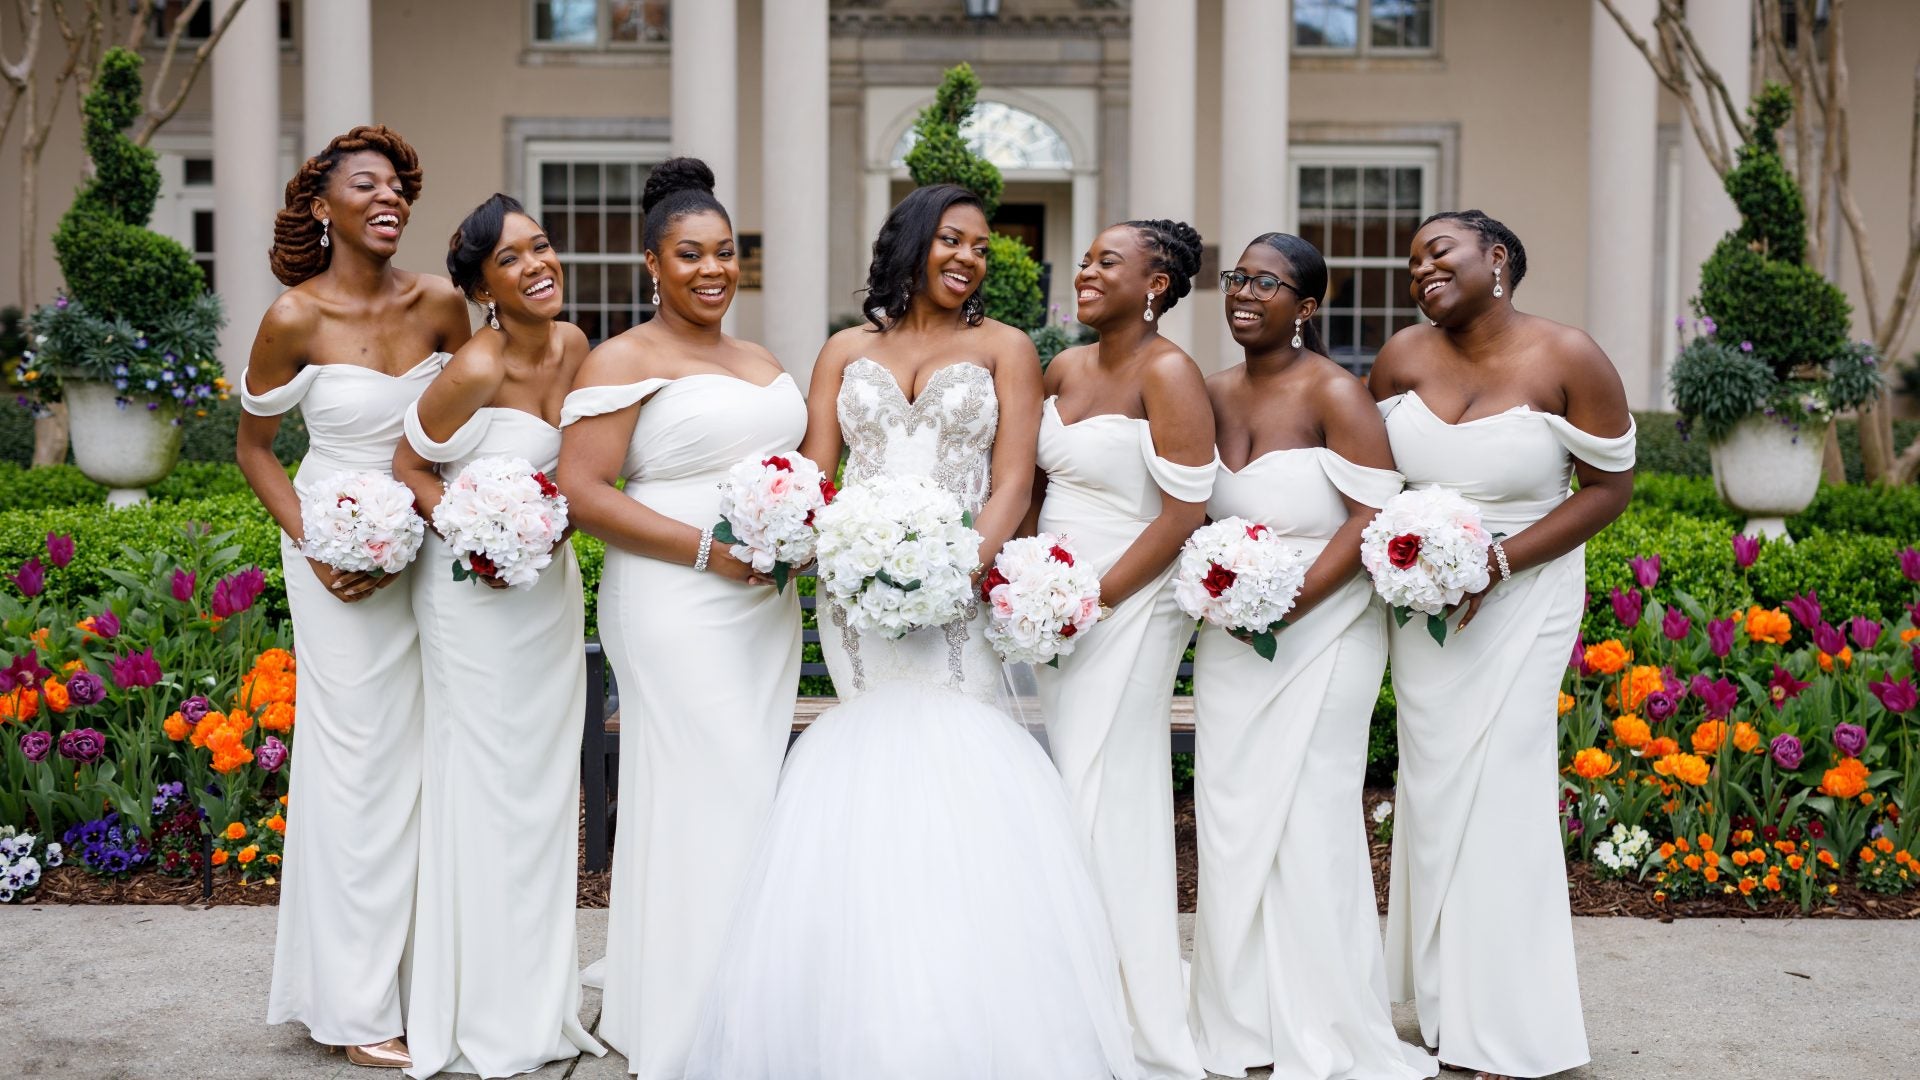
[1030,218,1215,1080]
[237,126,470,1068]
[556,157,805,1080]
[1371,210,1632,1079]
[1188,233,1436,1080]
[392,195,605,1078]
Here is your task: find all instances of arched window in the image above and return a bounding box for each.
[892,101,1073,171]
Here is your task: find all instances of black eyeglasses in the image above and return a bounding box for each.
[1219,270,1304,302]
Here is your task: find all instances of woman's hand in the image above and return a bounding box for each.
[706,545,773,587]
[1450,545,1501,633]
[308,557,400,603]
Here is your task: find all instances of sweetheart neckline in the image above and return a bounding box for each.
[849,357,990,408]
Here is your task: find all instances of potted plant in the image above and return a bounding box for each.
[22,48,224,504]
[1670,84,1881,538]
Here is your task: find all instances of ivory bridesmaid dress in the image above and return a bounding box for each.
[561,371,806,1080]
[401,404,606,1078]
[1380,390,1634,1077]
[1033,396,1215,1080]
[1187,448,1437,1080]
[249,353,446,1047]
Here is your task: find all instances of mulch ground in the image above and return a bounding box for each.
[29,789,1920,919]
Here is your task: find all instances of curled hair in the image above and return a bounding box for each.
[1250,232,1329,356]
[642,156,729,254]
[1418,209,1528,290]
[446,193,530,301]
[1124,218,1203,314]
[270,125,423,287]
[861,184,988,331]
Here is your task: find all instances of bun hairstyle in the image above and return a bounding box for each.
[1124,218,1203,314]
[1418,209,1528,290]
[641,156,729,254]
[1250,232,1329,356]
[861,183,989,332]
[446,193,531,301]
[270,125,423,287]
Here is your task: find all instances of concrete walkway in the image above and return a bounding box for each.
[1,908,1914,1079]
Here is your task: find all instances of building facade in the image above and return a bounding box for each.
[2,0,1915,403]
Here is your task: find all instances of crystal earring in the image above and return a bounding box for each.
[1493,265,1504,299]
[319,219,330,249]
[652,285,661,306]
[486,301,500,331]
[1291,317,1304,349]
[1144,291,1156,323]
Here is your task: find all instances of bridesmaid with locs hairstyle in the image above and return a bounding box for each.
[1029,218,1216,1080]
[1189,233,1436,1080]
[392,195,604,1077]
[557,157,806,1080]
[236,126,469,1068]
[1371,210,1633,1080]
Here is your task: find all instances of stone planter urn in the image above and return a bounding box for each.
[1708,413,1829,539]
[62,378,182,506]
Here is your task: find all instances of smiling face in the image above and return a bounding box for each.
[474,212,563,322]
[917,203,991,315]
[313,150,410,257]
[1224,242,1315,351]
[646,209,737,328]
[1076,225,1170,328]
[1408,218,1504,326]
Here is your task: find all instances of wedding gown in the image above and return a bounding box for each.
[562,372,806,1080]
[1380,391,1634,1077]
[1032,398,1214,1080]
[684,358,1139,1080]
[1188,448,1437,1080]
[247,354,446,1047]
[401,404,605,1078]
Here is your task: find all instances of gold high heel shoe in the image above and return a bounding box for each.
[326,1037,411,1068]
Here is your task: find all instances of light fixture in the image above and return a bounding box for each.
[964,0,1001,20]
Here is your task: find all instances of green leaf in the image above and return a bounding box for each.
[1426,611,1451,647]
[874,569,922,592]
[1391,605,1414,628]
[712,519,738,546]
[1251,630,1277,662]
[773,562,790,595]
[1046,655,1061,669]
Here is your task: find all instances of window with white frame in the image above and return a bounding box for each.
[150,0,293,44]
[151,135,299,296]
[526,142,668,342]
[531,0,669,49]
[1294,0,1436,54]
[1292,145,1437,374]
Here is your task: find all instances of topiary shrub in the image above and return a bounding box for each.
[982,233,1045,330]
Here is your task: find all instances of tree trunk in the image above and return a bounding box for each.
[1822,423,1847,483]
[31,403,69,467]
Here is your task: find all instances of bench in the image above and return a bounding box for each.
[580,591,1197,871]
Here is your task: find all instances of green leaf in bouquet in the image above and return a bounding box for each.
[1391,605,1414,628]
[1251,629,1278,662]
[772,561,791,594]
[1045,655,1061,668]
[961,510,975,529]
[1427,611,1450,647]
[712,519,738,546]
[874,569,922,592]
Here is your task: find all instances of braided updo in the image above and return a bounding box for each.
[270,125,423,286]
[1124,218,1204,313]
[1418,209,1528,290]
[641,156,729,254]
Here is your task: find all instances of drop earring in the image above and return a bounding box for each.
[1143,291,1156,323]
[486,301,500,331]
[1291,317,1304,349]
[319,219,330,248]
[1493,265,1504,299]
[652,285,661,306]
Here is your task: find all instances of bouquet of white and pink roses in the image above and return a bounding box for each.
[813,474,982,639]
[1173,517,1309,661]
[1360,486,1491,645]
[980,534,1102,665]
[299,471,426,576]
[430,456,570,589]
[714,452,835,592]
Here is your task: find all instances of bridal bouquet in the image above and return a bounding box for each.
[714,452,835,592]
[980,534,1101,665]
[1360,486,1492,646]
[431,456,570,589]
[298,471,425,576]
[813,474,982,639]
[1174,518,1309,661]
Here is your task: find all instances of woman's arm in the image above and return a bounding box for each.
[798,334,855,477]
[1095,350,1215,607]
[974,327,1044,571]
[1284,374,1397,625]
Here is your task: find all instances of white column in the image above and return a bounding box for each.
[1218,0,1290,369]
[213,0,282,378]
[1070,169,1100,275]
[1129,0,1197,349]
[672,0,737,215]
[1678,0,1752,311]
[301,0,370,155]
[762,0,828,385]
[1587,0,1659,408]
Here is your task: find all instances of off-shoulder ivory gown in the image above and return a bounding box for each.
[684,358,1139,1080]
[401,404,605,1078]
[1380,391,1634,1077]
[562,372,806,1080]
[1188,448,1437,1080]
[246,354,446,1047]
[1032,397,1214,1080]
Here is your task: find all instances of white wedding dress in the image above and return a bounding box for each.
[683,358,1140,1080]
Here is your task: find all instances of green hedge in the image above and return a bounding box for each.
[0,461,263,509]
[1632,409,1920,483]
[0,397,309,469]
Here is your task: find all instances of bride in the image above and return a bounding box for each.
[683,183,1139,1080]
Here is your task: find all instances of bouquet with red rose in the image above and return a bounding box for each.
[713,452,835,593]
[432,456,570,589]
[1173,517,1309,661]
[1360,486,1491,645]
[980,534,1102,665]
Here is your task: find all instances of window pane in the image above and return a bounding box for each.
[184,158,214,186]
[545,213,570,250]
[576,310,604,342]
[575,263,604,305]
[1299,166,1328,209]
[1325,212,1357,260]
[1361,167,1390,210]
[541,162,569,200]
[607,264,637,306]
[192,210,215,254]
[197,258,216,295]
[1370,0,1434,49]
[1295,0,1358,49]
[610,1,670,42]
[605,162,637,202]
[1330,167,1359,209]
[536,0,598,44]
[606,210,638,254]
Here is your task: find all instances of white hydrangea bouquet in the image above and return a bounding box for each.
[1359,486,1492,646]
[431,456,570,589]
[1173,517,1310,661]
[713,452,836,593]
[813,474,982,639]
[299,471,426,576]
[980,533,1102,665]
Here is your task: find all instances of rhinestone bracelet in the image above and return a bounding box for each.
[1491,538,1511,582]
[694,526,714,572]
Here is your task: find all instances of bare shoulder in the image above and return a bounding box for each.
[573,328,655,389]
[1142,339,1206,391]
[250,290,321,377]
[1310,358,1386,425]
[1367,324,1436,397]
[976,316,1040,362]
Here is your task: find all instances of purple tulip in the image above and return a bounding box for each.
[1850,616,1883,651]
[91,609,120,640]
[1661,607,1692,642]
[1708,616,1738,658]
[9,557,45,598]
[169,569,196,603]
[1901,547,1920,583]
[210,567,267,619]
[1609,587,1644,629]
[108,648,161,690]
[177,695,212,725]
[1812,622,1847,656]
[1701,316,1718,336]
[44,532,74,569]
[1732,534,1761,570]
[64,670,105,707]
[2,650,51,691]
[1644,690,1679,723]
[1770,733,1805,770]
[1662,667,1686,697]
[1629,555,1662,591]
[255,735,288,773]
[1783,591,1822,633]
[1869,676,1918,715]
[1697,677,1739,720]
[1832,722,1869,758]
[56,728,106,764]
[18,730,52,763]
[1768,665,1810,708]
[1570,638,1588,674]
